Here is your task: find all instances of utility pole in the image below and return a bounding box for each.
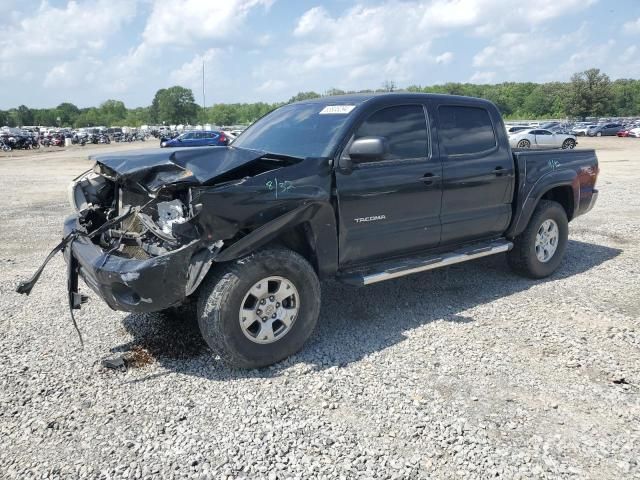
[202,61,206,115]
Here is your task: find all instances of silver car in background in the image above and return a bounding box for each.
[509,128,578,149]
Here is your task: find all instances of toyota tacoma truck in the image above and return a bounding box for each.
[18,93,599,368]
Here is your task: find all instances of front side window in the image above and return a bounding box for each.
[354,105,428,160]
[438,105,497,156]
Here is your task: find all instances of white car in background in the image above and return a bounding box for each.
[509,128,578,150]
[572,124,597,136]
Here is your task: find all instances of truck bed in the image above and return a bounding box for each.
[508,148,599,237]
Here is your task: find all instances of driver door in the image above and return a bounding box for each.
[534,129,554,148]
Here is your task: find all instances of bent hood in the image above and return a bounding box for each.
[91,146,268,191]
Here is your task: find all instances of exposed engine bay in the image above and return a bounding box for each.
[69,169,199,259]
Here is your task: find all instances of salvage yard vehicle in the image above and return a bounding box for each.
[509,128,577,149]
[160,130,229,148]
[587,123,624,137]
[17,93,600,368]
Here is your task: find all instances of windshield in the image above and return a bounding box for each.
[232,103,355,158]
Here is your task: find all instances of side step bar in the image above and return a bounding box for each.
[340,239,513,286]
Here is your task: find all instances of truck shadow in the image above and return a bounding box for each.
[116,239,620,380]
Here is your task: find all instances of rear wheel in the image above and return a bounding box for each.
[197,248,321,368]
[508,200,568,279]
[562,138,576,149]
[517,139,531,148]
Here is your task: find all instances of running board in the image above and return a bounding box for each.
[339,239,513,286]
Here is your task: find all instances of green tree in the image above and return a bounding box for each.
[151,86,198,124]
[33,109,58,126]
[0,110,11,126]
[566,68,613,119]
[287,91,321,103]
[124,107,151,127]
[611,79,640,116]
[55,102,80,126]
[99,99,127,125]
[14,105,34,126]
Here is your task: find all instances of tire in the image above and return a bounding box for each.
[508,200,568,279]
[562,139,576,149]
[517,139,531,148]
[197,248,321,368]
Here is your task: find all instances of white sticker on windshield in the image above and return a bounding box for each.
[319,105,356,115]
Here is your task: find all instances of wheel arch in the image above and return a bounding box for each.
[507,170,579,238]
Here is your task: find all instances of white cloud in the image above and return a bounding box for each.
[473,25,588,71]
[43,58,103,88]
[0,0,134,60]
[620,45,638,64]
[273,0,598,92]
[256,79,287,93]
[170,49,223,86]
[624,17,640,34]
[142,0,273,47]
[435,52,454,64]
[469,71,496,83]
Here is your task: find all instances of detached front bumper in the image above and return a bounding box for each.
[63,215,207,313]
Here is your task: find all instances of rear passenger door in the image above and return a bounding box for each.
[336,104,442,266]
[193,132,207,146]
[436,104,513,245]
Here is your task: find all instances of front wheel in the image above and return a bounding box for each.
[508,200,568,279]
[562,139,576,149]
[197,248,321,368]
[517,139,531,148]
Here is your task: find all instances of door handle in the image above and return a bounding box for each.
[421,173,441,185]
[493,166,505,176]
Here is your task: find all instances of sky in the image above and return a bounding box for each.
[0,0,639,109]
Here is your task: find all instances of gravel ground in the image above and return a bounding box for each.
[1,138,639,479]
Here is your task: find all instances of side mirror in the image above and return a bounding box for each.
[178,138,183,142]
[348,136,388,162]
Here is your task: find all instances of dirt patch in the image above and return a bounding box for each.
[124,345,155,368]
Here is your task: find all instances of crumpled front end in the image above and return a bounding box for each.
[65,169,220,312]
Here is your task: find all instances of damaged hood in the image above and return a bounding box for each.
[91,146,269,190]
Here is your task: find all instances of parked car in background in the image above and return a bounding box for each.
[506,125,530,135]
[629,127,640,138]
[509,129,577,149]
[587,123,624,137]
[572,124,597,136]
[160,130,229,148]
[617,128,635,137]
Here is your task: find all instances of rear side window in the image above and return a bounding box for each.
[354,105,428,160]
[438,105,496,156]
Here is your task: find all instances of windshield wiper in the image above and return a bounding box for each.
[259,152,305,162]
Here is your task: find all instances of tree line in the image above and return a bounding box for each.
[1,69,638,128]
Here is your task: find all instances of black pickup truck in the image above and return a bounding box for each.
[19,93,599,368]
